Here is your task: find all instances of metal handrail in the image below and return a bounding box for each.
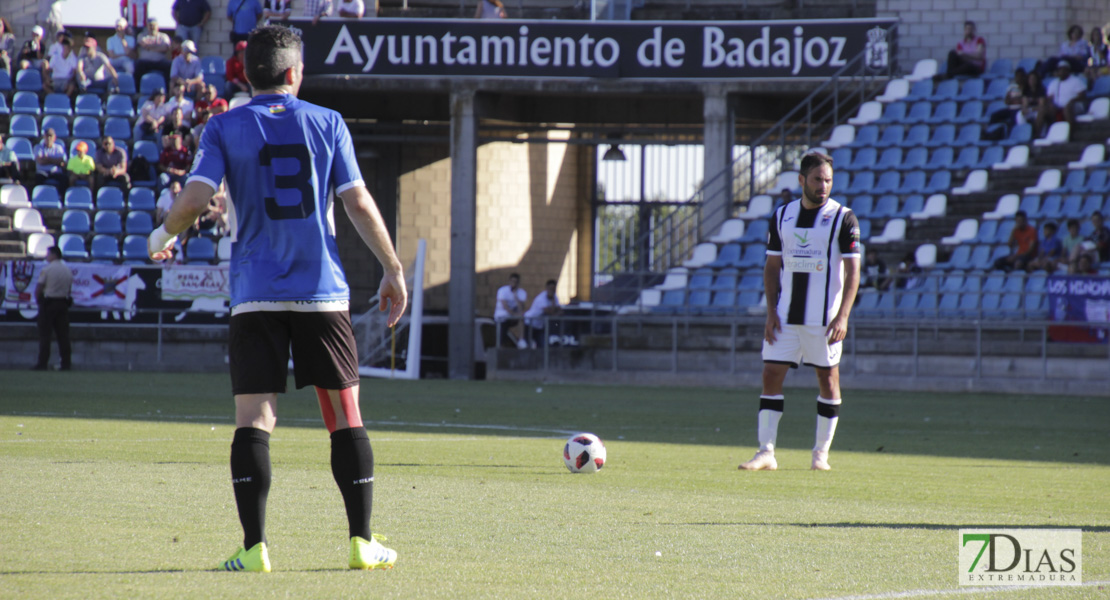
[595,22,899,295]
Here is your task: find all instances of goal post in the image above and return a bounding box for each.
[354,238,426,380]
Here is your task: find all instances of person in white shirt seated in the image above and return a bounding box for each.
[1035,60,1087,137]
[493,272,526,348]
[523,279,564,348]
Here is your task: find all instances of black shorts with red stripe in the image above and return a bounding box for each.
[229,310,360,395]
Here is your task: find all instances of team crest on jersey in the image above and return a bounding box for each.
[268,104,286,114]
[821,212,833,226]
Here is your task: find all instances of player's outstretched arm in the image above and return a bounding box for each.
[339,185,408,327]
[147,180,215,261]
[827,256,861,343]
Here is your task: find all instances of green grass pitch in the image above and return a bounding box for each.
[1,372,1107,599]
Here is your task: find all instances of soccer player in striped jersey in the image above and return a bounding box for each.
[739,152,860,472]
[148,26,406,572]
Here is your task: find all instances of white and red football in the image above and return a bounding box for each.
[563,433,606,473]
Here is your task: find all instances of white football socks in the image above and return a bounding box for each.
[814,395,842,452]
[757,395,784,452]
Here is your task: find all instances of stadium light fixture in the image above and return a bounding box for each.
[602,144,626,162]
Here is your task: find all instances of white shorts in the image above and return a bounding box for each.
[762,324,842,368]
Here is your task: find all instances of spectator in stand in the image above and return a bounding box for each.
[225,40,250,97]
[45,34,78,96]
[1074,252,1098,275]
[33,128,67,188]
[1037,25,1090,80]
[1028,221,1063,273]
[18,25,46,71]
[263,0,293,24]
[171,40,206,96]
[161,107,194,149]
[169,35,185,61]
[194,83,218,123]
[523,279,563,348]
[777,187,793,209]
[860,248,890,292]
[76,38,120,95]
[173,0,212,42]
[46,29,69,69]
[106,18,136,74]
[1087,27,1109,82]
[1061,218,1084,265]
[135,18,172,84]
[337,0,367,18]
[0,134,21,183]
[1035,60,1087,137]
[1021,70,1046,126]
[894,251,924,290]
[303,0,333,24]
[121,0,150,30]
[164,81,196,125]
[1087,211,1110,263]
[475,0,506,19]
[67,141,96,188]
[993,211,1038,272]
[228,0,263,44]
[988,68,1028,129]
[156,179,181,225]
[0,17,16,76]
[135,87,168,143]
[95,136,129,190]
[494,272,527,348]
[158,131,192,190]
[938,21,986,80]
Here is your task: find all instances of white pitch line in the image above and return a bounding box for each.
[806,580,1108,600]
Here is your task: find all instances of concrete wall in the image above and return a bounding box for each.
[396,134,589,316]
[877,0,1110,71]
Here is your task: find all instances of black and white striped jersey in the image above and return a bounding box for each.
[765,199,860,326]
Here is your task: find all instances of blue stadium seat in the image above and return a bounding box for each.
[969,219,998,244]
[737,271,761,291]
[708,243,741,268]
[954,124,982,146]
[96,187,126,211]
[872,171,901,195]
[1082,172,1108,194]
[857,218,872,239]
[937,293,962,318]
[961,274,982,293]
[735,291,761,309]
[962,245,992,270]
[185,236,216,263]
[734,243,767,269]
[954,78,985,102]
[64,187,94,211]
[90,234,120,262]
[874,147,903,171]
[895,195,924,218]
[925,101,957,124]
[43,93,72,116]
[139,72,166,96]
[201,55,226,76]
[903,79,934,102]
[687,289,712,313]
[897,146,928,171]
[204,72,226,96]
[94,211,123,235]
[61,209,91,234]
[1079,194,1103,215]
[652,289,686,314]
[128,187,156,211]
[874,101,907,125]
[832,171,849,192]
[921,148,953,172]
[1090,76,1110,99]
[688,268,714,290]
[972,146,1005,169]
[904,101,933,124]
[0,70,10,94]
[710,268,739,291]
[58,233,88,260]
[999,123,1033,147]
[1025,293,1047,319]
[872,195,899,219]
[31,185,62,209]
[984,58,1013,80]
[931,79,960,101]
[852,195,874,215]
[115,72,137,95]
[854,293,882,318]
[953,101,985,124]
[104,117,131,141]
[41,115,69,139]
[738,219,768,243]
[922,171,952,195]
[900,124,931,148]
[72,116,101,140]
[992,220,1015,245]
[982,79,1009,101]
[951,146,980,171]
[105,95,135,118]
[846,125,880,148]
[8,114,38,138]
[122,235,151,264]
[74,94,103,117]
[941,272,966,292]
[982,273,1006,293]
[126,211,154,235]
[999,293,1023,319]
[6,136,33,161]
[845,171,875,195]
[1057,195,1082,218]
[979,100,1007,124]
[1026,194,1050,219]
[830,147,852,167]
[957,293,984,319]
[842,147,877,172]
[922,124,955,148]
[0,95,8,116]
[15,69,43,92]
[1002,272,1026,293]
[703,290,737,314]
[1060,170,1086,194]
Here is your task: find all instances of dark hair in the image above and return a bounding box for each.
[46,246,62,259]
[1093,211,1104,219]
[509,272,520,280]
[799,152,833,176]
[964,21,975,29]
[546,279,557,287]
[1067,25,1083,40]
[1067,218,1080,228]
[245,26,303,90]
[1015,210,1027,219]
[1044,221,1058,230]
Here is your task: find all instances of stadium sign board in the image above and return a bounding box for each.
[300,18,896,79]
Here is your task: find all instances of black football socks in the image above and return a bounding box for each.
[230,427,272,549]
[331,427,375,541]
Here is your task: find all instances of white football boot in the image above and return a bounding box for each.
[811,450,831,471]
[739,449,778,471]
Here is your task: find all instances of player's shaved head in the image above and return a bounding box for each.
[245,26,303,90]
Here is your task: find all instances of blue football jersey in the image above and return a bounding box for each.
[188,94,364,306]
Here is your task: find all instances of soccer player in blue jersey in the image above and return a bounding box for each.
[148,25,406,573]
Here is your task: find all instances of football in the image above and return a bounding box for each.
[563,433,606,473]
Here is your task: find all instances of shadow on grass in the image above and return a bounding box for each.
[2,372,1109,466]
